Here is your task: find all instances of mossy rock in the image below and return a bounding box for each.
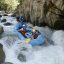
[0,25,4,34]
[0,44,5,64]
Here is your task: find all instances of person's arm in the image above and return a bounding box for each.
[18,28,23,32]
[26,25,33,32]
[15,23,22,31]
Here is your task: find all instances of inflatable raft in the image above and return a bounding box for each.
[18,26,46,46]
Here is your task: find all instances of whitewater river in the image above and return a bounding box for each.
[0,15,64,64]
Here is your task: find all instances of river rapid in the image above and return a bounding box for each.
[0,15,64,64]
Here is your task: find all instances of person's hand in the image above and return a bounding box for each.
[18,28,23,32]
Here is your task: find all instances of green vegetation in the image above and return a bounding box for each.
[18,0,24,5]
[0,0,7,10]
[0,0,19,12]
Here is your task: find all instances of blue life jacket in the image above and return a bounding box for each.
[19,16,26,22]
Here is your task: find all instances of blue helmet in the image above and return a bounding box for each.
[20,16,26,22]
[16,16,26,22]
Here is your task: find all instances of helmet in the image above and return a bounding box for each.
[32,28,36,32]
[16,16,26,22]
[20,16,26,22]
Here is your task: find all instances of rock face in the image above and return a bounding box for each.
[54,19,64,30]
[0,44,5,64]
[0,25,4,34]
[16,0,64,30]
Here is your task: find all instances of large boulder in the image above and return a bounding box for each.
[0,25,4,34]
[15,0,64,29]
[0,44,5,64]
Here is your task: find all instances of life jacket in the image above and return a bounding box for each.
[20,28,27,38]
[19,24,27,38]
[32,30,40,39]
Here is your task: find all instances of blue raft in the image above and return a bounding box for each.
[14,16,45,46]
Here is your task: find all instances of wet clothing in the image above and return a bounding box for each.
[14,21,32,40]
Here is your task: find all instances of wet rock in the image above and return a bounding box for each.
[4,22,13,26]
[0,44,5,64]
[1,19,7,23]
[18,54,26,62]
[3,14,8,16]
[2,62,13,64]
[54,19,64,30]
[0,25,4,34]
[0,15,2,18]
[11,13,16,17]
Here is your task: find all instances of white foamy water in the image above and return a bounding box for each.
[52,30,64,47]
[0,16,64,64]
[0,15,17,37]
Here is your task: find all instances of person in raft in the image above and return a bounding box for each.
[15,16,32,39]
[14,16,46,46]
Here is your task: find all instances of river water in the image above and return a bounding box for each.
[0,15,64,64]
